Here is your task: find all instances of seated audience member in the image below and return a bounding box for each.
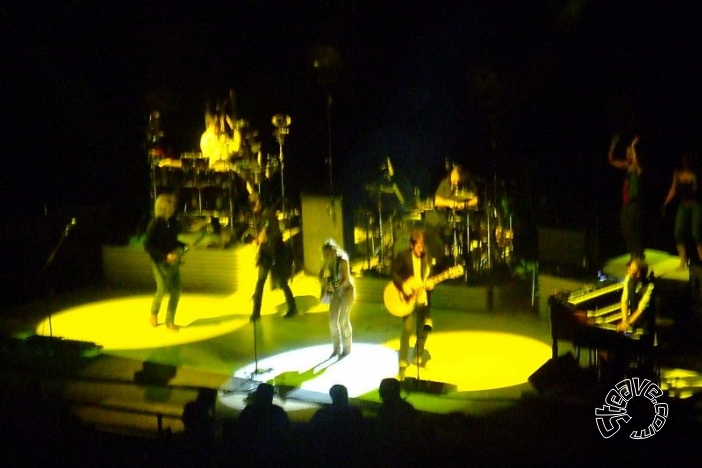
[235,383,289,465]
[308,384,365,465]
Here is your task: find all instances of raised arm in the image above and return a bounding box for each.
[607,133,628,170]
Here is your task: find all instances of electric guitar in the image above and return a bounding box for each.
[383,265,464,317]
[172,225,210,265]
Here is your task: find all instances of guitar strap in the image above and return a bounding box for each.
[421,255,430,281]
[412,254,429,306]
[334,255,341,284]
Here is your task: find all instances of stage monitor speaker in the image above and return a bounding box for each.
[528,352,581,393]
[402,377,457,395]
[301,194,344,275]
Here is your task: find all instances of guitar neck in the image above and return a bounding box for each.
[429,272,452,285]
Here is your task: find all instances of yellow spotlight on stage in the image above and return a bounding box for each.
[384,331,552,392]
[35,294,251,350]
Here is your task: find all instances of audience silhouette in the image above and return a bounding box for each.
[308,384,366,466]
[375,378,423,466]
[232,382,289,466]
[181,387,216,461]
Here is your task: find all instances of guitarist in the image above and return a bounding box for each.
[250,198,297,321]
[145,193,187,331]
[391,229,435,380]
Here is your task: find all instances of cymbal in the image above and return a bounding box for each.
[272,114,291,128]
[413,203,432,212]
[454,190,475,201]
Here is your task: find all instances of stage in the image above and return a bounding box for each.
[2,246,702,444]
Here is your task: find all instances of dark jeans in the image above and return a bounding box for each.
[674,203,702,244]
[399,304,431,368]
[151,261,181,324]
[252,262,296,316]
[621,202,643,258]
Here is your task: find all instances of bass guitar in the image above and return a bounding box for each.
[383,265,464,317]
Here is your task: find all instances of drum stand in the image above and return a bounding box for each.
[376,195,387,270]
[272,114,291,217]
[149,162,158,209]
[448,208,470,270]
[464,210,472,281]
[363,212,376,271]
[225,171,236,235]
[485,202,495,270]
[449,209,462,266]
[368,188,395,274]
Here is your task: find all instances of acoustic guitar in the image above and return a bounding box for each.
[319,275,339,305]
[383,265,464,317]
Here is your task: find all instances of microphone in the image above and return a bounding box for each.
[64,217,77,235]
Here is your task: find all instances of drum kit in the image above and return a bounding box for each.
[148,115,289,231]
[361,185,514,277]
[428,192,514,274]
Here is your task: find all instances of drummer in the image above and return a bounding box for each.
[434,164,479,211]
[200,112,241,169]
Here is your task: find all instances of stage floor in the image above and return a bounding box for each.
[602,249,691,281]
[2,249,702,439]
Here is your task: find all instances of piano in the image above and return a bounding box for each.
[548,277,648,361]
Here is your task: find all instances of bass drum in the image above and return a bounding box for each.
[422,209,447,230]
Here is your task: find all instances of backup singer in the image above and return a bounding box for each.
[250,200,297,321]
[320,239,354,358]
[662,150,702,269]
[608,133,644,260]
[391,229,435,380]
[145,194,186,331]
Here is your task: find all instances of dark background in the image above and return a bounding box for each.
[2,1,701,303]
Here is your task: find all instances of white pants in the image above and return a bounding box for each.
[329,286,354,353]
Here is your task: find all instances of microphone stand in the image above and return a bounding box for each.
[272,114,298,276]
[272,114,291,221]
[413,305,422,383]
[245,317,272,389]
[41,219,76,338]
